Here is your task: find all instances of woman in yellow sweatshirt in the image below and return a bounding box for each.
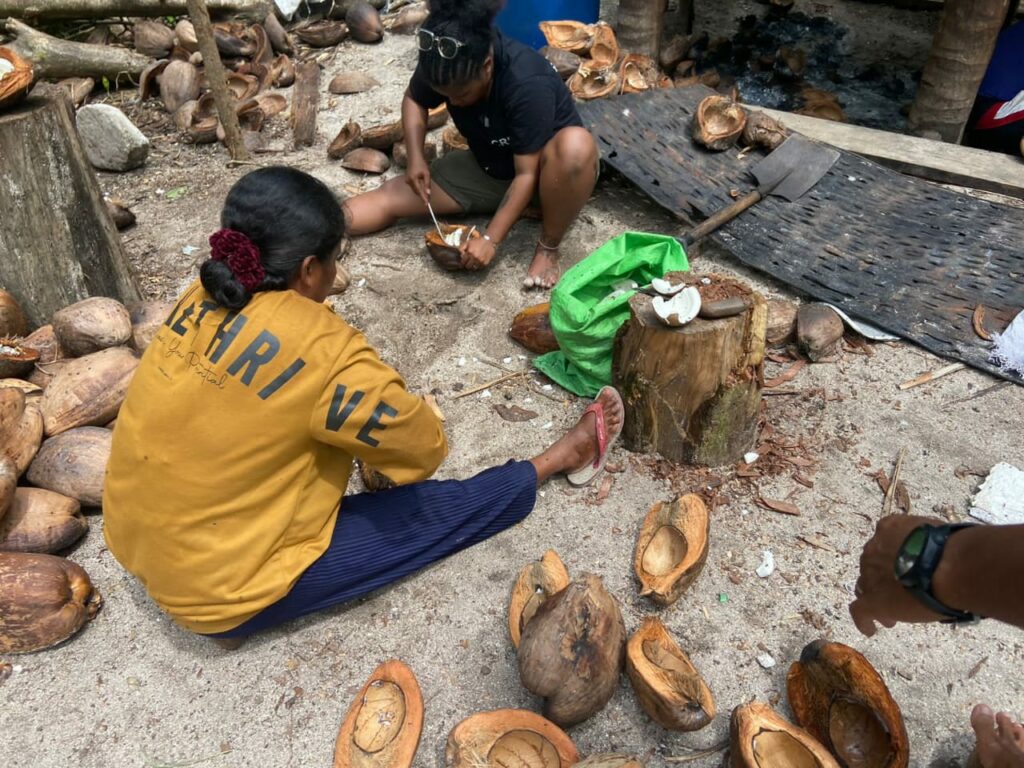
[103,167,622,643]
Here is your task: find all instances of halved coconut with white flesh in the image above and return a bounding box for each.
[650,278,687,297]
[634,494,709,606]
[425,225,481,272]
[731,702,839,767]
[0,487,86,554]
[626,616,715,731]
[508,549,570,648]
[0,338,40,379]
[333,659,423,768]
[445,709,579,768]
[652,286,701,327]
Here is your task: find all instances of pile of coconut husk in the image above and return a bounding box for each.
[0,289,172,654]
[326,102,452,174]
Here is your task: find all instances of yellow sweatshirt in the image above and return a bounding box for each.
[103,282,447,633]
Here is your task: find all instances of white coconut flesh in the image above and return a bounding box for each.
[653,286,701,327]
[0,60,14,80]
[443,228,465,247]
[650,277,687,296]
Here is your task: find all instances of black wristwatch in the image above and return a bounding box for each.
[895,523,980,624]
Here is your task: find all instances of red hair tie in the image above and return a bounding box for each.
[209,228,266,291]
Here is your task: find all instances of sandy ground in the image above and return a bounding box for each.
[4,2,1024,767]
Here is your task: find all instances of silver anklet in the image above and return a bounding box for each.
[537,239,560,252]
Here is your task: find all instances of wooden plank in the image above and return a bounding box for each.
[754,106,1024,199]
[291,61,320,149]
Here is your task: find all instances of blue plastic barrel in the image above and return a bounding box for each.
[496,0,601,50]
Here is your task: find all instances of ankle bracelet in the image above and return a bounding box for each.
[537,239,560,251]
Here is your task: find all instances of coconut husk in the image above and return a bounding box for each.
[225,72,260,102]
[576,756,645,768]
[27,427,112,507]
[508,550,570,648]
[158,59,201,114]
[182,94,219,144]
[787,640,909,768]
[509,303,559,354]
[385,5,430,35]
[52,297,132,358]
[518,573,626,727]
[634,494,709,606]
[568,69,619,100]
[0,456,16,522]
[660,34,694,74]
[0,291,28,338]
[341,147,391,174]
[328,120,363,160]
[619,54,662,94]
[21,325,63,366]
[126,300,174,353]
[797,87,845,122]
[294,20,349,48]
[236,60,273,92]
[271,54,296,88]
[427,105,449,130]
[0,379,42,401]
[213,21,257,58]
[693,94,747,151]
[626,616,715,732]
[0,338,40,379]
[39,347,138,437]
[0,488,86,554]
[333,659,423,768]
[731,702,839,768]
[441,126,468,156]
[139,58,168,102]
[0,551,102,654]
[347,0,384,44]
[329,71,380,95]
[58,77,95,107]
[540,46,582,80]
[362,120,403,151]
[263,12,293,55]
[0,388,44,476]
[105,198,136,230]
[356,458,394,491]
[445,709,578,768]
[587,22,620,71]
[743,111,788,152]
[255,92,287,118]
[249,22,273,64]
[425,225,480,272]
[27,361,67,392]
[797,303,843,362]
[133,19,175,58]
[766,299,798,346]
[174,19,199,53]
[392,140,437,169]
[0,47,34,111]
[539,20,594,55]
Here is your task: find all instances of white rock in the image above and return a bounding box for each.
[76,104,150,172]
[744,451,759,464]
[756,550,775,579]
[757,652,776,669]
[971,463,1024,525]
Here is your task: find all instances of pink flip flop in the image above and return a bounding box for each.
[566,386,624,487]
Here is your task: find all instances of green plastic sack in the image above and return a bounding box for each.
[534,232,689,397]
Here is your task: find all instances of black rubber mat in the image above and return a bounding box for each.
[580,86,1024,385]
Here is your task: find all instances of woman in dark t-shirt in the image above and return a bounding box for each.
[344,0,599,289]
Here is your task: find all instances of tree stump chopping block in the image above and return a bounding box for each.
[0,89,140,327]
[613,276,767,467]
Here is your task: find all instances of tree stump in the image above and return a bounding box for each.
[613,274,766,467]
[0,89,140,328]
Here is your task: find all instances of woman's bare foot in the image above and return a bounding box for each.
[529,388,624,484]
[523,241,561,290]
[972,704,1024,767]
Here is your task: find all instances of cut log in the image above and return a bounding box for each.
[617,0,665,59]
[291,60,320,148]
[613,274,766,467]
[0,89,141,328]
[0,0,270,20]
[3,19,153,81]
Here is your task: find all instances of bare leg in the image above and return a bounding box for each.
[972,704,1024,767]
[528,387,623,485]
[344,175,464,236]
[524,126,599,290]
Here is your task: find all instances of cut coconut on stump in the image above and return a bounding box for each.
[27,427,112,506]
[0,89,141,327]
[613,274,766,466]
[731,702,839,768]
[0,487,86,553]
[634,494,709,605]
[445,709,579,768]
[507,549,570,649]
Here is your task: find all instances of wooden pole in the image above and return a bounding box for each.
[0,0,271,20]
[184,0,249,162]
[907,0,1010,143]
[3,18,153,81]
[291,61,320,148]
[617,0,667,59]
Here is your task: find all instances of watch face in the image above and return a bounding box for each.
[896,527,928,580]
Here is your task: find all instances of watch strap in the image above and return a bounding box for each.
[898,523,980,625]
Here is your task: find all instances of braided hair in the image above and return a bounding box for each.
[420,0,503,87]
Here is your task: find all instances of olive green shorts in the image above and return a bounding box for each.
[430,150,541,214]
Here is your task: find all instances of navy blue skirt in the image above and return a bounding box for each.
[210,460,537,638]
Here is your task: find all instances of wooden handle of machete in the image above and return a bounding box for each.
[681,190,763,247]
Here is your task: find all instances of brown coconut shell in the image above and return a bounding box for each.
[51,297,132,358]
[445,709,578,768]
[508,549,570,648]
[106,198,136,230]
[27,427,112,507]
[625,616,715,731]
[58,77,96,108]
[0,338,40,379]
[139,59,169,102]
[693,94,747,151]
[328,120,364,160]
[0,488,86,554]
[540,21,594,55]
[134,19,175,58]
[263,12,294,54]
[255,92,287,118]
[0,47,34,111]
[347,1,384,44]
[295,20,349,48]
[509,303,559,355]
[0,551,102,653]
[0,291,28,338]
[568,69,620,101]
[357,458,395,492]
[329,71,380,95]
[249,22,273,64]
[271,54,296,88]
[158,59,201,114]
[333,659,423,768]
[385,5,429,34]
[342,147,391,174]
[39,347,139,437]
[766,299,798,346]
[518,573,626,727]
[0,378,41,401]
[540,46,582,80]
[743,111,788,152]
[787,640,909,768]
[362,121,403,151]
[184,93,220,144]
[441,126,468,155]
[0,456,16,522]
[425,225,480,272]
[22,325,63,366]
[225,72,260,102]
[213,21,257,58]
[392,140,437,169]
[797,303,844,362]
[125,301,172,353]
[730,702,839,768]
[634,494,710,606]
[619,54,663,94]
[587,23,620,71]
[576,756,645,768]
[0,388,44,476]
[174,19,199,53]
[797,88,845,123]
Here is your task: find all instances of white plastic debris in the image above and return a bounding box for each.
[181,245,198,256]
[274,0,302,19]
[479,390,491,399]
[524,397,533,404]
[991,310,1024,377]
[542,384,553,391]
[541,421,553,429]
[700,277,712,285]
[457,357,466,367]
[756,550,775,579]
[757,653,776,669]
[503,357,513,364]
[744,451,759,465]
[970,463,1024,525]
[357,278,366,288]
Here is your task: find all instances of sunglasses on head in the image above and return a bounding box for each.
[417,28,466,59]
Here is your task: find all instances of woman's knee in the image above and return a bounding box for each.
[545,127,598,177]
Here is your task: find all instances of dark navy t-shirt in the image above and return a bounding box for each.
[409,29,583,181]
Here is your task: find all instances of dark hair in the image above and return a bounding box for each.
[200,166,344,310]
[420,0,503,87]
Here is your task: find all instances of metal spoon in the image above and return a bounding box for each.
[426,198,445,240]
